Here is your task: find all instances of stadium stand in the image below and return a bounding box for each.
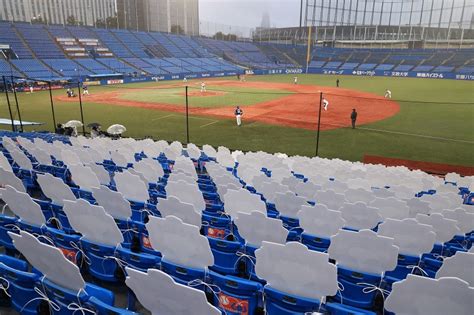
[0,21,472,81]
[0,130,472,314]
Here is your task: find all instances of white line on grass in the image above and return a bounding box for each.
[152,114,174,121]
[200,120,219,128]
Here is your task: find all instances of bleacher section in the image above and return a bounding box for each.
[0,20,472,81]
[0,130,472,315]
[307,47,474,75]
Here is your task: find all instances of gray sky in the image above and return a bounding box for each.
[199,0,302,34]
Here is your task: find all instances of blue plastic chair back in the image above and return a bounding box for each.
[160,259,206,288]
[115,247,161,272]
[46,229,82,266]
[208,237,243,275]
[0,215,18,251]
[383,254,420,290]
[335,267,382,310]
[80,239,120,282]
[209,271,263,315]
[301,233,331,253]
[264,286,321,314]
[42,278,113,315]
[0,254,41,315]
[85,297,139,314]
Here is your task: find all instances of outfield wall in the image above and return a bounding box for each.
[306,68,474,81]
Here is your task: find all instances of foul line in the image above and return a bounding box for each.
[152,114,174,121]
[322,122,474,144]
[200,120,219,128]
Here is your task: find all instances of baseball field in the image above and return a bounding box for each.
[1,74,473,167]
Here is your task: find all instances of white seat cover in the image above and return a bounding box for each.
[134,159,164,183]
[436,252,474,286]
[0,185,46,226]
[146,216,214,269]
[166,180,206,213]
[92,185,132,220]
[234,211,287,247]
[377,218,436,257]
[63,199,124,247]
[406,198,432,217]
[273,191,307,218]
[339,202,382,230]
[385,275,474,315]
[329,229,399,275]
[344,188,376,204]
[369,197,410,220]
[159,196,201,227]
[126,268,220,315]
[37,173,76,206]
[0,151,13,172]
[255,241,338,301]
[115,171,149,203]
[88,164,110,185]
[223,188,267,219]
[416,213,461,244]
[10,230,85,293]
[9,148,33,170]
[202,144,217,158]
[314,190,346,210]
[69,164,101,191]
[298,204,346,239]
[0,168,25,193]
[292,181,320,199]
[441,208,474,235]
[186,143,201,160]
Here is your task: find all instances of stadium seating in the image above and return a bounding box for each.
[0,21,472,83]
[0,129,472,314]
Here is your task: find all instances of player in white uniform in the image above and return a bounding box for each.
[200,82,206,93]
[29,85,34,93]
[294,76,298,84]
[322,98,329,111]
[235,106,243,126]
[384,89,392,99]
[183,77,187,83]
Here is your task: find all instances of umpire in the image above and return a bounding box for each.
[351,109,358,129]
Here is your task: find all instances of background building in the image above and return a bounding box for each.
[0,0,199,35]
[0,0,116,27]
[117,0,200,35]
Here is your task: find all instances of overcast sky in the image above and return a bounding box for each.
[199,0,302,31]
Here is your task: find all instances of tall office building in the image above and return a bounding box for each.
[0,0,116,26]
[117,0,199,35]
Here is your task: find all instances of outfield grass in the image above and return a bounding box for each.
[0,74,472,166]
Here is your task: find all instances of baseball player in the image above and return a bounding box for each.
[235,106,243,126]
[200,82,206,93]
[82,84,89,95]
[322,98,329,111]
[294,76,298,84]
[384,89,392,99]
[183,77,188,83]
[29,85,34,93]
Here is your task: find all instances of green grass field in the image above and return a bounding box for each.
[1,74,473,166]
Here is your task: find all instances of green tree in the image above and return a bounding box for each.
[31,16,47,24]
[171,25,185,35]
[106,16,119,29]
[66,15,78,26]
[95,18,106,28]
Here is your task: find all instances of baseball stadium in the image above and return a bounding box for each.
[0,0,473,314]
